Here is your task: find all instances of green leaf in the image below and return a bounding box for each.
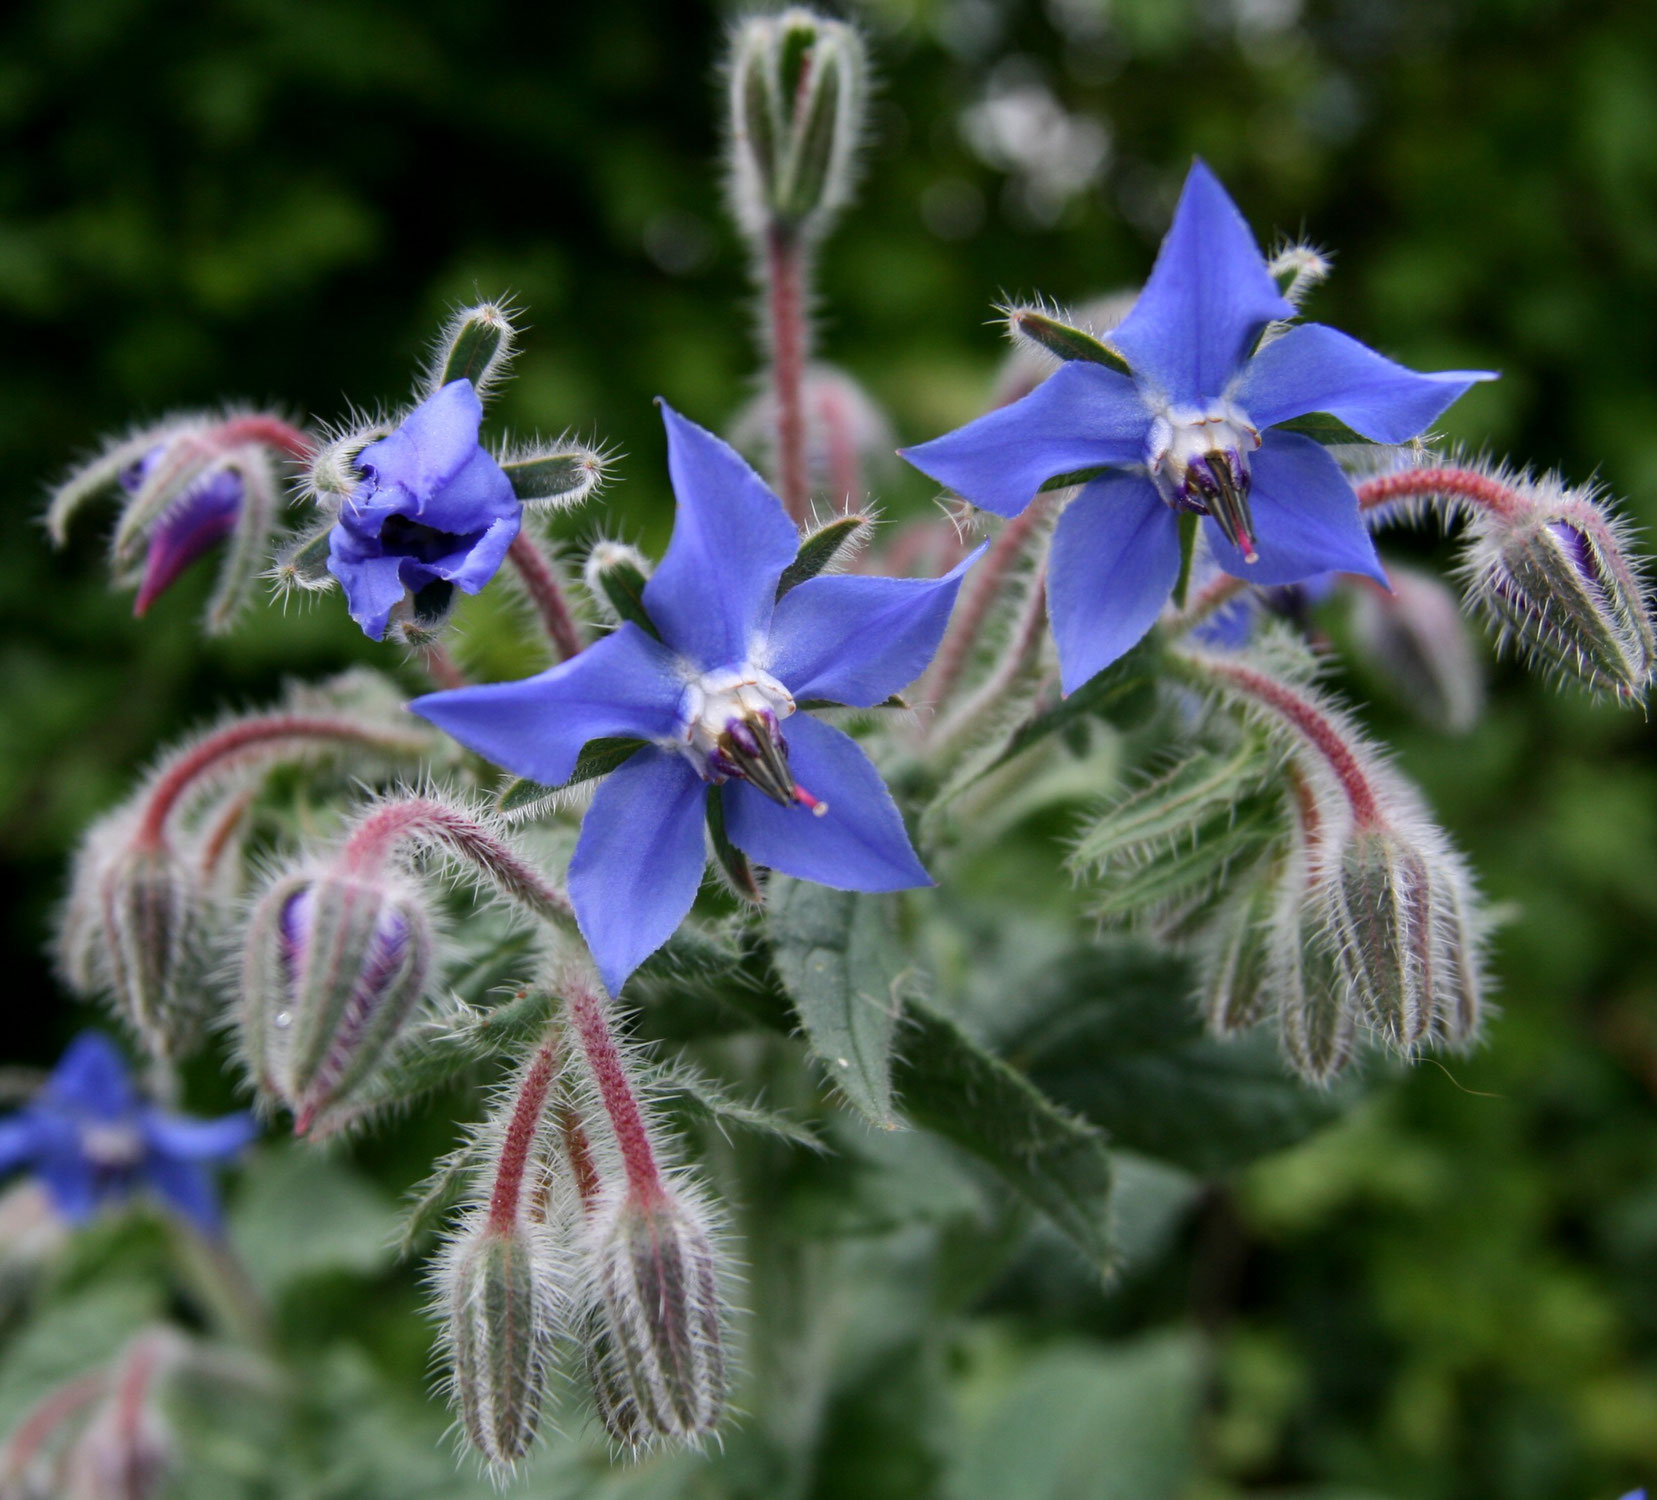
[769,878,908,1127]
[894,997,1115,1272]
[397,1140,487,1258]
[1085,793,1280,921]
[439,311,507,389]
[658,1063,824,1151]
[948,1330,1202,1500]
[230,1146,398,1295]
[495,737,645,817]
[1275,411,1377,446]
[998,943,1362,1174]
[588,549,659,635]
[776,514,871,597]
[1005,306,1133,376]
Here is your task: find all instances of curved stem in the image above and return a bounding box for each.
[487,1031,561,1235]
[1355,465,1526,521]
[212,415,314,462]
[766,226,812,523]
[508,532,584,660]
[566,979,665,1206]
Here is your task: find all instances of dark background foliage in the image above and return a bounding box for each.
[2,0,1655,1494]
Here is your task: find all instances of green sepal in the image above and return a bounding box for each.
[494,737,646,817]
[439,313,506,390]
[1172,511,1199,610]
[274,524,335,589]
[1038,466,1113,494]
[591,554,658,638]
[707,788,763,905]
[502,451,600,504]
[1274,411,1377,446]
[1007,307,1133,377]
[776,514,871,598]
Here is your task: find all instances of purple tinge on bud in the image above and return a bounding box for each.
[445,1217,558,1468]
[326,380,521,641]
[585,1189,726,1446]
[240,871,431,1135]
[119,448,245,616]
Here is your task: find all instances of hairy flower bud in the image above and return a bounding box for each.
[1327,826,1436,1050]
[1199,877,1278,1036]
[583,540,655,634]
[242,870,432,1135]
[584,1187,727,1446]
[1274,899,1356,1086]
[59,1332,181,1500]
[1458,475,1654,698]
[727,8,867,240]
[1348,566,1483,733]
[443,1216,559,1469]
[98,844,203,1060]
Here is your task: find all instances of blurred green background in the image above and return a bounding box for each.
[2,0,1655,1494]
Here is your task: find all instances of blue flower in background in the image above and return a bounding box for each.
[0,1034,255,1235]
[118,446,244,617]
[414,403,979,995]
[328,378,521,640]
[900,159,1495,692]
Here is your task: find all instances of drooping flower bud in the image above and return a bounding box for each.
[583,1185,727,1447]
[727,8,867,241]
[443,1214,560,1469]
[1274,895,1356,1086]
[1347,565,1484,733]
[241,869,432,1135]
[96,842,203,1060]
[1198,876,1279,1036]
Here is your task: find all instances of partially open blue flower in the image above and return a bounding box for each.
[901,160,1495,692]
[0,1033,255,1235]
[328,379,521,640]
[413,404,979,995]
[118,447,244,617]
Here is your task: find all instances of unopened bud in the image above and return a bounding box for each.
[584,541,656,635]
[1275,914,1355,1086]
[302,419,393,506]
[585,1188,727,1446]
[1462,482,1655,698]
[59,1332,180,1500]
[1328,826,1435,1050]
[727,8,867,239]
[1348,565,1483,733]
[1199,877,1277,1036]
[444,1216,559,1469]
[427,300,518,404]
[242,870,431,1135]
[99,844,202,1060]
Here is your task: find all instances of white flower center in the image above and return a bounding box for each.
[1145,400,1264,562]
[79,1122,144,1169]
[673,665,827,814]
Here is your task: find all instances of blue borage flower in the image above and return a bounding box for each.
[118,447,244,616]
[328,378,520,640]
[0,1033,255,1235]
[414,403,981,995]
[900,160,1495,692]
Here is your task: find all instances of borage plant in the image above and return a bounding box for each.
[8,5,1652,1495]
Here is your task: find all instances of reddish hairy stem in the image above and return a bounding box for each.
[920,497,1050,708]
[1188,656,1383,829]
[197,787,258,879]
[560,1105,602,1211]
[136,717,421,852]
[112,1333,168,1459]
[814,381,860,515]
[338,798,574,926]
[487,1033,560,1235]
[1,1373,106,1478]
[930,567,1048,749]
[766,226,811,523]
[212,415,314,462]
[507,533,584,660]
[566,982,664,1205]
[1355,465,1526,522]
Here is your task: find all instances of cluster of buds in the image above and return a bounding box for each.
[46,410,312,633]
[435,973,729,1469]
[57,697,432,1060]
[239,792,576,1137]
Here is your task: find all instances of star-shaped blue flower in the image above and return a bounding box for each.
[0,1034,256,1235]
[900,160,1495,692]
[328,379,521,640]
[413,404,979,996]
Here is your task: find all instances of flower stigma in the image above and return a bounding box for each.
[678,665,829,815]
[1146,400,1263,563]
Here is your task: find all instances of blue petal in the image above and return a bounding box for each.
[357,380,487,499]
[36,1149,102,1223]
[143,1154,223,1234]
[1108,160,1295,406]
[569,748,710,996]
[1048,474,1181,694]
[643,404,801,671]
[766,544,987,706]
[44,1033,135,1122]
[722,714,930,891]
[412,623,687,786]
[898,361,1151,519]
[140,1109,257,1163]
[1205,430,1387,587]
[1234,323,1496,443]
[0,1116,47,1176]
[408,444,518,534]
[326,546,406,641]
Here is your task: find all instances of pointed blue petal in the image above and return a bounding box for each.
[326,546,406,641]
[412,623,687,786]
[44,1034,135,1121]
[1235,323,1496,443]
[1109,160,1295,406]
[357,379,486,499]
[0,1116,46,1177]
[140,1109,256,1163]
[1205,430,1387,587]
[35,1145,102,1222]
[723,714,930,891]
[417,512,520,596]
[569,748,709,996]
[766,543,987,707]
[898,362,1151,519]
[143,1154,223,1234]
[1048,475,1180,694]
[643,404,801,671]
[411,444,518,534]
